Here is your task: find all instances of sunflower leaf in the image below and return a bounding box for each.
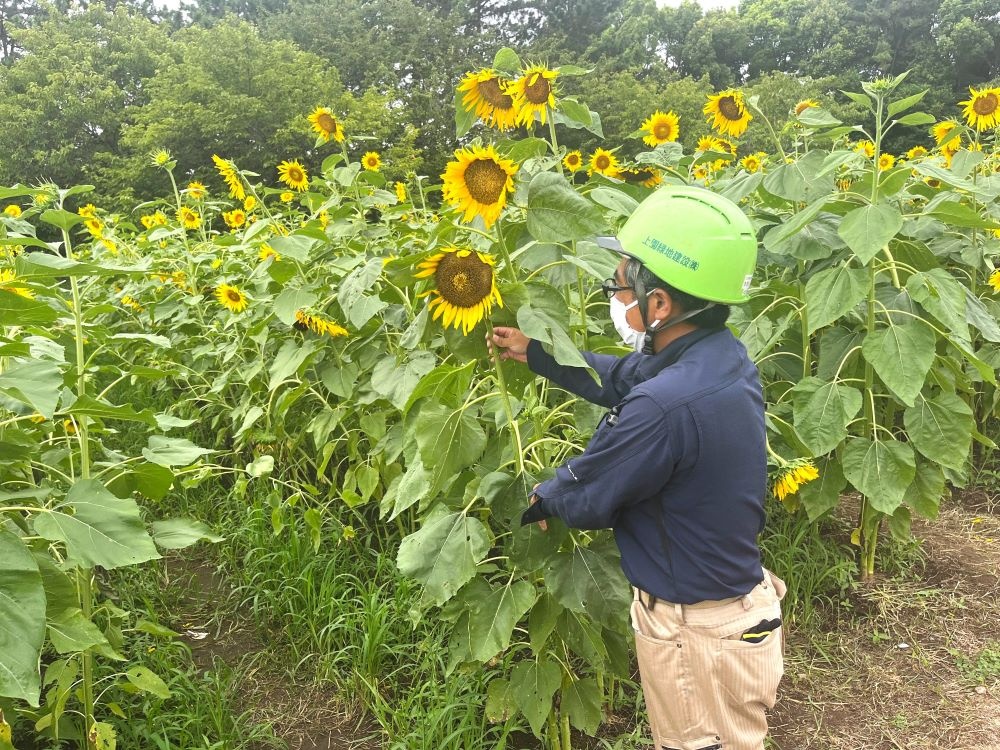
[525,172,605,243]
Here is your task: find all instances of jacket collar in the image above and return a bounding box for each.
[636,326,726,380]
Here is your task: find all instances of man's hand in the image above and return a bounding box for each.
[488,326,530,364]
[525,483,547,531]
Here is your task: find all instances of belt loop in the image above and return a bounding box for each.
[741,593,753,611]
[674,602,684,622]
[644,591,657,610]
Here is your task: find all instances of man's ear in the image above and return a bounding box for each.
[651,289,674,321]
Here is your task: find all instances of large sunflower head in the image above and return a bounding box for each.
[588,148,620,177]
[278,160,309,192]
[440,144,518,228]
[308,106,346,143]
[640,110,680,147]
[770,458,819,509]
[794,99,819,116]
[415,246,503,335]
[703,89,752,138]
[177,206,201,230]
[510,64,558,126]
[223,209,246,229]
[212,154,246,201]
[959,86,1000,132]
[457,69,520,131]
[362,151,382,171]
[215,283,249,313]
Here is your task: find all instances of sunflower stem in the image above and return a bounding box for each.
[546,107,563,174]
[486,321,526,478]
[749,101,787,163]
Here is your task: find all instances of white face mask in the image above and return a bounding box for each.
[609,295,645,352]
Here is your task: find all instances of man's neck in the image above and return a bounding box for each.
[651,321,700,354]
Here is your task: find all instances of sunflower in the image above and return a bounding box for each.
[84,218,104,238]
[588,148,620,177]
[120,294,144,312]
[440,144,517,228]
[703,89,752,138]
[415,246,503,334]
[641,110,680,146]
[457,69,520,131]
[259,244,280,262]
[510,64,558,126]
[277,160,309,192]
[0,269,33,299]
[77,204,98,219]
[771,459,819,504]
[877,153,896,171]
[836,177,853,192]
[931,120,958,145]
[740,153,765,173]
[151,149,172,167]
[212,155,246,201]
[959,86,1000,131]
[853,140,875,158]
[395,181,407,202]
[692,165,710,182]
[362,151,382,171]
[3,204,22,218]
[794,99,819,116]
[905,145,928,160]
[187,181,207,200]
[215,284,249,313]
[140,211,167,229]
[243,195,257,212]
[989,269,1000,294]
[223,209,246,229]
[280,191,295,203]
[562,150,583,172]
[696,135,726,153]
[177,206,201,230]
[308,106,345,143]
[294,309,348,337]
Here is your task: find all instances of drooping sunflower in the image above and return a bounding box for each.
[457,69,520,131]
[959,86,1000,131]
[3,204,22,218]
[989,269,1000,294]
[308,106,345,143]
[905,145,928,160]
[771,459,819,504]
[877,153,896,171]
[794,99,820,116]
[187,181,207,200]
[223,209,246,229]
[215,283,249,313]
[740,153,765,173]
[278,160,309,192]
[440,144,518,228]
[362,152,382,171]
[212,155,246,201]
[703,89,753,138]
[395,181,407,202]
[294,309,348,337]
[510,64,559,126]
[836,177,853,193]
[588,148,620,177]
[0,269,33,299]
[415,246,503,335]
[84,218,104,238]
[177,206,201,230]
[641,110,680,147]
[120,294,144,312]
[563,150,583,172]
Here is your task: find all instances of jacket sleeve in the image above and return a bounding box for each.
[526,339,642,408]
[531,393,679,529]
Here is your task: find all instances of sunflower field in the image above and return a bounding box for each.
[1,41,1000,749]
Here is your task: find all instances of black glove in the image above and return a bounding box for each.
[520,498,549,526]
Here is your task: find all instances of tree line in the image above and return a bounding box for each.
[0,0,996,207]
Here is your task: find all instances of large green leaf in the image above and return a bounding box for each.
[861,321,936,406]
[903,392,973,471]
[0,291,58,326]
[965,291,1000,344]
[33,479,161,569]
[150,519,224,550]
[904,461,945,519]
[0,529,45,706]
[396,509,491,606]
[841,438,916,514]
[142,436,213,467]
[125,666,171,699]
[510,656,561,736]
[838,202,903,264]
[562,677,602,735]
[370,350,436,410]
[272,288,317,325]
[790,377,862,456]
[268,339,320,391]
[403,361,476,414]
[761,150,832,202]
[47,608,123,660]
[383,458,431,520]
[517,303,590,370]
[797,456,847,521]
[804,264,868,333]
[543,538,630,626]
[465,579,535,663]
[527,593,563,655]
[64,395,157,426]
[414,403,486,497]
[905,269,969,343]
[525,172,605,243]
[0,360,62,418]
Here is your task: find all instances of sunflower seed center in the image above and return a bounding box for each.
[226,290,241,302]
[480,77,513,109]
[524,72,551,104]
[317,112,337,132]
[595,154,610,170]
[653,122,673,140]
[973,92,997,116]
[464,159,507,204]
[719,96,742,121]
[435,252,494,308]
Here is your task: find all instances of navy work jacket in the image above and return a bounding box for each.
[527,327,767,604]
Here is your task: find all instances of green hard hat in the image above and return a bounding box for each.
[596,185,758,304]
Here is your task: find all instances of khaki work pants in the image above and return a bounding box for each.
[630,570,786,750]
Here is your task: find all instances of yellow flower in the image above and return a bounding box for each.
[703,89,752,138]
[280,191,295,203]
[259,244,280,262]
[223,209,246,229]
[837,177,853,192]
[243,195,257,212]
[905,145,928,160]
[440,144,518,229]
[692,165,710,181]
[588,148,620,177]
[641,110,680,146]
[696,135,726,153]
[0,269,33,299]
[3,204,22,218]
[562,150,583,172]
[415,246,503,335]
[509,64,558,126]
[140,214,156,229]
[212,154,246,201]
[33,193,50,206]
[931,120,958,145]
[457,69,520,131]
[959,86,1000,131]
[187,181,207,200]
[120,294,144,312]
[211,258,223,270]
[319,210,329,229]
[362,151,382,171]
[77,204,98,219]
[740,153,766,173]
[308,106,345,143]
[84,218,104,237]
[620,168,662,188]
[277,160,309,192]
[215,283,249,313]
[177,206,201,230]
[794,99,819,116]
[853,140,875,158]
[877,153,896,171]
[294,309,348,337]
[771,459,819,503]
[151,149,172,167]
[989,269,1000,294]
[395,181,407,203]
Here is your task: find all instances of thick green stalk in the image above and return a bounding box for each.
[547,107,563,174]
[797,260,810,379]
[486,321,526,477]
